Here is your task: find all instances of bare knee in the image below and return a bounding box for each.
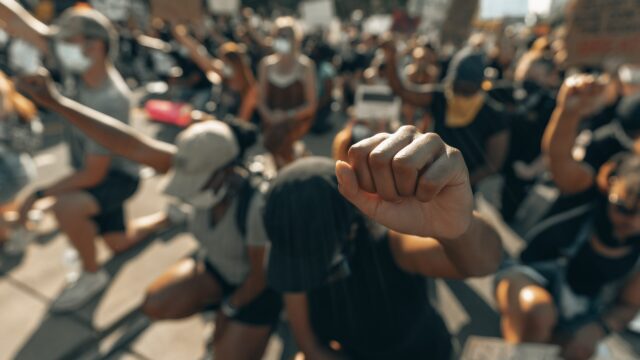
[141,291,171,320]
[519,286,557,342]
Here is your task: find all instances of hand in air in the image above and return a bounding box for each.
[557,74,608,119]
[336,126,473,239]
[15,69,61,109]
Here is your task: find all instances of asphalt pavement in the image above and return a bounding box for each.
[1,109,638,360]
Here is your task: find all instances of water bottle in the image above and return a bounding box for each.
[62,248,81,284]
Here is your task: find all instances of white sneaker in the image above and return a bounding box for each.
[4,226,35,255]
[51,269,110,312]
[629,311,640,333]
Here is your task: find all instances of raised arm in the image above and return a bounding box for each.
[0,0,50,53]
[171,25,224,84]
[381,39,437,108]
[336,126,503,278]
[17,72,176,173]
[542,75,606,194]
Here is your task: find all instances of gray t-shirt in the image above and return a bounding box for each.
[65,69,139,177]
[188,189,270,285]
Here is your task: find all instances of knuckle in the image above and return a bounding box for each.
[397,125,418,135]
[391,155,415,176]
[368,149,391,169]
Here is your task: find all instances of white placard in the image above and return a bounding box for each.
[629,311,640,333]
[354,85,401,121]
[479,0,528,20]
[300,0,335,29]
[363,15,393,35]
[90,0,130,22]
[461,336,561,360]
[207,0,240,15]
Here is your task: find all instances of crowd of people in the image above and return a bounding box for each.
[0,1,639,359]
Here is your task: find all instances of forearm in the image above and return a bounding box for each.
[385,51,434,108]
[0,0,50,53]
[176,34,219,75]
[51,97,174,172]
[441,212,503,277]
[542,108,582,171]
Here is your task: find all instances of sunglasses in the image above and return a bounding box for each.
[609,195,640,216]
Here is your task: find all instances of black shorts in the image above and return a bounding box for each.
[200,256,282,327]
[86,171,139,235]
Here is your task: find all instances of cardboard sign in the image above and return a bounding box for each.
[461,337,560,360]
[207,0,240,15]
[354,85,401,121]
[441,0,479,46]
[300,0,335,29]
[565,0,640,66]
[151,0,202,22]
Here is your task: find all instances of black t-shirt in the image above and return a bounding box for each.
[307,234,451,360]
[580,123,629,173]
[491,84,557,167]
[430,91,508,174]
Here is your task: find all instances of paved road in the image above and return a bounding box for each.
[1,111,638,360]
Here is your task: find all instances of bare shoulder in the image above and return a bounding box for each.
[298,54,316,69]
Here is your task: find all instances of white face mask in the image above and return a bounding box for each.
[55,42,93,74]
[184,183,229,209]
[273,38,292,55]
[222,63,235,78]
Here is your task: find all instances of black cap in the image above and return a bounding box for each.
[616,93,640,135]
[264,157,356,292]
[445,48,486,90]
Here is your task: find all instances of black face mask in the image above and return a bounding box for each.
[594,196,640,248]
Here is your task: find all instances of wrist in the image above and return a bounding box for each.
[221,297,239,318]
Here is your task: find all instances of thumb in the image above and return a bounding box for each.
[336,160,380,218]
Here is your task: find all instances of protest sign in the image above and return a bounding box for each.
[207,0,241,15]
[354,85,401,121]
[461,336,560,360]
[565,0,640,66]
[300,0,334,29]
[363,15,393,35]
[90,0,129,22]
[479,0,528,20]
[441,0,478,46]
[151,0,203,22]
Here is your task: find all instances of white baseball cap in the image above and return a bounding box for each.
[159,121,239,200]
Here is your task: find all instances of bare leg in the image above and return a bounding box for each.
[126,211,172,245]
[142,258,223,320]
[51,192,100,272]
[496,273,558,343]
[213,321,273,360]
